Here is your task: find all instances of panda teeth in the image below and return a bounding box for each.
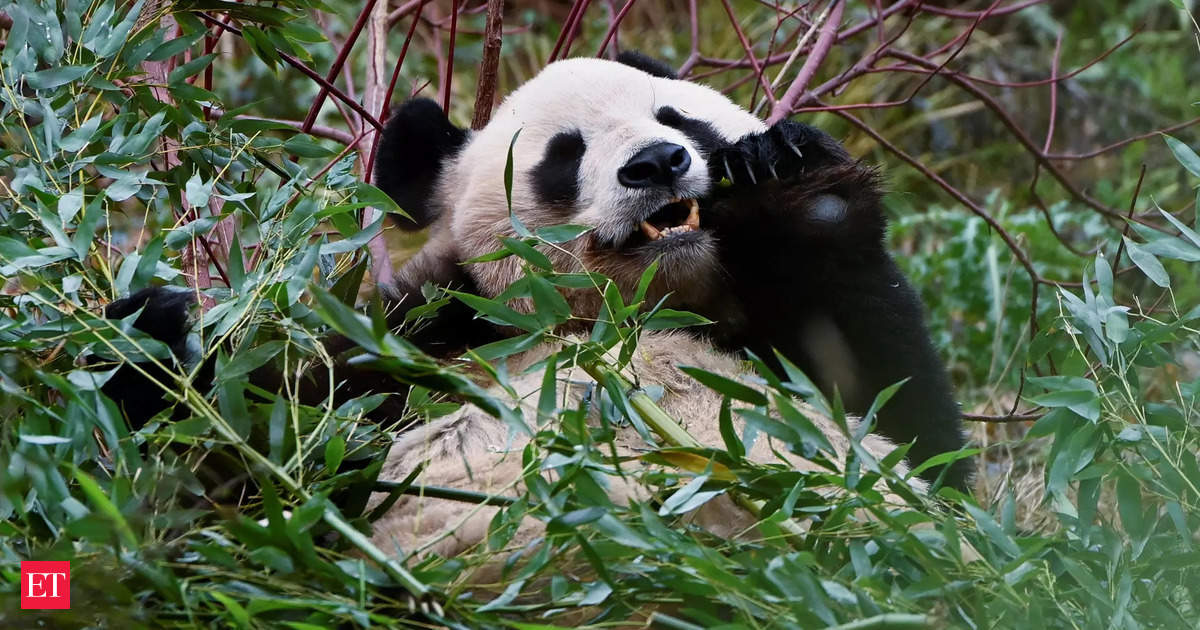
[640,221,662,240]
[683,198,700,228]
[638,199,701,241]
[662,226,694,237]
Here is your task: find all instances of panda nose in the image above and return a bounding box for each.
[617,142,692,189]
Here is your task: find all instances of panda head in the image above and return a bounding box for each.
[373,54,768,310]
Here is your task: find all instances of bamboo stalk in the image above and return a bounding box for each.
[581,363,809,546]
[376,482,518,507]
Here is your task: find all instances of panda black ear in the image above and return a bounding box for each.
[372,98,467,231]
[616,51,678,80]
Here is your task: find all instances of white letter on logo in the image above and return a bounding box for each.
[26,573,64,598]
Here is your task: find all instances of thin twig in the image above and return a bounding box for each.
[921,0,1047,18]
[594,0,637,58]
[195,12,382,130]
[752,1,830,116]
[885,49,1163,230]
[1045,116,1200,160]
[834,108,1041,284]
[719,0,776,106]
[1112,165,1148,271]
[441,0,460,115]
[1042,30,1063,153]
[768,0,844,124]
[301,0,379,133]
[549,0,592,62]
[677,0,701,77]
[205,108,357,145]
[963,411,1044,423]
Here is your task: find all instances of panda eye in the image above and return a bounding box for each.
[656,106,724,155]
[533,130,585,205]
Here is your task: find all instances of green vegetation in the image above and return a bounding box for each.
[1,1,1199,627]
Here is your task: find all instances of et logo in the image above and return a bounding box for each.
[20,561,71,610]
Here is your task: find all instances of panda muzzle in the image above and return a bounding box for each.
[639,198,700,241]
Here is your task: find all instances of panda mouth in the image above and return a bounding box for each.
[638,198,700,241]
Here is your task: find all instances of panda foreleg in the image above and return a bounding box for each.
[705,135,971,488]
[812,256,971,490]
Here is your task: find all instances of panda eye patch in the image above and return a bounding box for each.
[655,106,685,127]
[656,107,725,155]
[533,130,585,205]
[545,129,585,160]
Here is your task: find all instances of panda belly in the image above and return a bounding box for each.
[366,331,924,566]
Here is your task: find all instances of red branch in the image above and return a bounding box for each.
[595,0,638,58]
[863,28,1138,90]
[768,0,844,124]
[1043,30,1063,153]
[442,0,460,114]
[1045,117,1200,161]
[920,0,1047,18]
[301,0,379,132]
[194,12,382,130]
[719,0,776,106]
[549,0,592,62]
[677,0,701,77]
[471,0,504,130]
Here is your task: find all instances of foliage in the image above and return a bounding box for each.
[1,0,1199,628]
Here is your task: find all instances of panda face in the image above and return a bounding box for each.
[439,58,767,306]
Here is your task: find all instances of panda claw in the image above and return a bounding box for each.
[745,162,757,185]
[767,161,779,179]
[785,139,804,159]
[723,155,736,184]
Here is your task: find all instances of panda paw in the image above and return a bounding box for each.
[710,121,850,187]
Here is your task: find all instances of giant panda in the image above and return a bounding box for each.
[95,53,969,571]
[352,53,970,564]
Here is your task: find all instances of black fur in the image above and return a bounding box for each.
[655,106,726,157]
[700,122,970,489]
[98,287,198,429]
[616,51,678,79]
[378,242,505,359]
[532,130,586,205]
[373,98,467,230]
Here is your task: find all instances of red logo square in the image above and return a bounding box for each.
[20,561,70,609]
